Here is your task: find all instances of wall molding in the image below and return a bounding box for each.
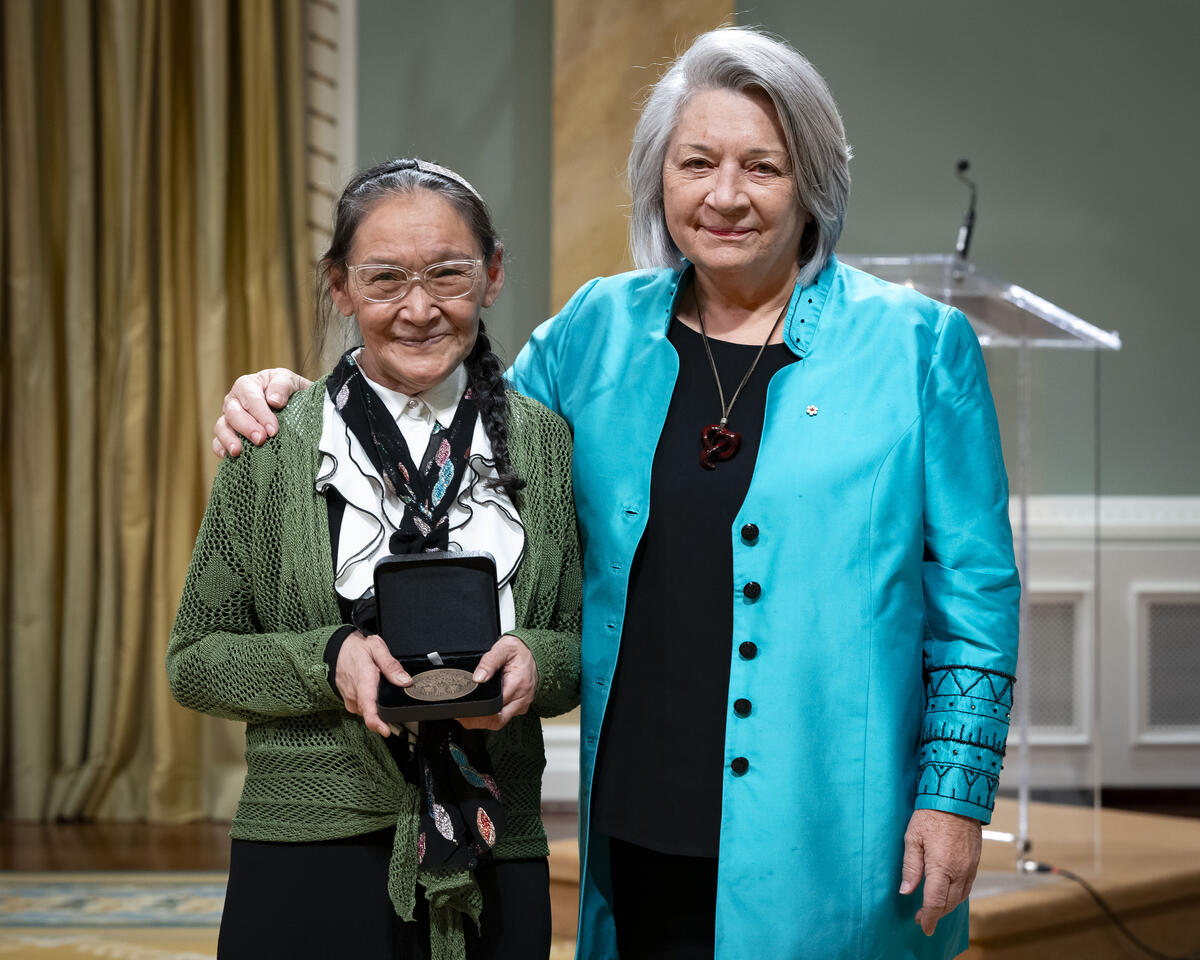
[542,724,581,803]
[1021,586,1094,747]
[1012,496,1200,540]
[335,0,357,182]
[540,497,1200,801]
[1131,585,1200,746]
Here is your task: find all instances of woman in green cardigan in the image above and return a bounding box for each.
[167,158,581,960]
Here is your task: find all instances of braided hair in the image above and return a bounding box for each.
[319,158,525,497]
[463,321,525,496]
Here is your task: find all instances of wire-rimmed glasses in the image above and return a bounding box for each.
[348,259,483,303]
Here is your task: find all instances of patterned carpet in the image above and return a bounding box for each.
[0,873,223,959]
[0,873,226,928]
[0,873,575,958]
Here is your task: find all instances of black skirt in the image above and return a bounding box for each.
[609,835,718,960]
[217,829,550,960]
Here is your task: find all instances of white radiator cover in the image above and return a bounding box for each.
[542,497,1200,803]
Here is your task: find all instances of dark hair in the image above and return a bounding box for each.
[319,158,524,496]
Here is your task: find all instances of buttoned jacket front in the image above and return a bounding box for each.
[509,255,1020,960]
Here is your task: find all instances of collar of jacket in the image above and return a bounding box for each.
[659,253,839,359]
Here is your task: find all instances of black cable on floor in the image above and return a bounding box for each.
[1024,860,1200,960]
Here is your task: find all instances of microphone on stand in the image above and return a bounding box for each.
[955,159,977,261]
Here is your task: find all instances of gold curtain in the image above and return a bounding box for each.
[0,0,315,822]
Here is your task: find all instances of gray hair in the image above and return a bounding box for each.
[628,26,851,287]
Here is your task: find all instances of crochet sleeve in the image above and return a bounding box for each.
[915,308,1021,824]
[507,409,582,720]
[166,444,345,722]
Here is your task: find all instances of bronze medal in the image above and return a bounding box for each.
[406,667,479,702]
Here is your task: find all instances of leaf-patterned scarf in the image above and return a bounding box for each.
[327,349,479,557]
[327,348,507,944]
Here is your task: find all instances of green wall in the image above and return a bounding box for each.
[355,0,552,367]
[738,0,1199,494]
[355,1,1198,495]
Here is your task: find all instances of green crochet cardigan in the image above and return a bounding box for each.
[166,380,581,960]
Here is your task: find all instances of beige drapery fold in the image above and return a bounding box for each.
[0,0,315,822]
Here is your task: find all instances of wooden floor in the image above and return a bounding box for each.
[965,798,1200,959]
[2,792,1195,872]
[0,821,233,871]
[0,804,582,960]
[0,803,580,872]
[546,796,1200,959]
[4,796,1200,960]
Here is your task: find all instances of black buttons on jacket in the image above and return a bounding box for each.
[734,698,752,717]
[741,523,759,542]
[731,757,750,775]
[743,581,762,600]
[739,641,757,659]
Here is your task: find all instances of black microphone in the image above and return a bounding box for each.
[955,159,977,261]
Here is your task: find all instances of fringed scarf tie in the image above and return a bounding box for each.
[327,349,507,957]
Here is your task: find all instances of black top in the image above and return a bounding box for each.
[590,318,797,857]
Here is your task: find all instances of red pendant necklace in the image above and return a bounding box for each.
[695,290,788,470]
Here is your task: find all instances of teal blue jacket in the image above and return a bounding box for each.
[509,255,1019,960]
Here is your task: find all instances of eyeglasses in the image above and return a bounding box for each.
[348,259,482,303]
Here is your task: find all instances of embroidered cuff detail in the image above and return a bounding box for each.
[917,664,1016,815]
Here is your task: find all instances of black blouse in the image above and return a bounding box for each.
[590,319,797,858]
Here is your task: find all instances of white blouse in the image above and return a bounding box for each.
[314,358,526,633]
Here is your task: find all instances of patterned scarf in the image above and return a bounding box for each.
[327,349,479,556]
[327,348,507,876]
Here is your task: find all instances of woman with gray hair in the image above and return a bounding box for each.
[214,26,1018,960]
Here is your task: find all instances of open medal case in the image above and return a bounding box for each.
[373,551,504,723]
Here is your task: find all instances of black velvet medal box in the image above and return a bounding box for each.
[373,551,504,722]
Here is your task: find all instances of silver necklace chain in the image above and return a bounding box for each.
[694,289,789,428]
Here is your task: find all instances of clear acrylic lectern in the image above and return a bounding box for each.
[842,253,1122,879]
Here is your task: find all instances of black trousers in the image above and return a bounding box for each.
[218,829,551,960]
[609,835,719,960]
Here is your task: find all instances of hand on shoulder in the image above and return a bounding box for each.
[213,368,311,457]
